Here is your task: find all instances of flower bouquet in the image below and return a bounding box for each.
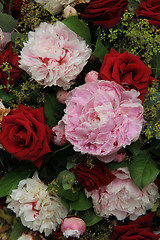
[0,0,160,239]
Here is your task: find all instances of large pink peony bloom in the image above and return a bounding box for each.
[60,80,144,162]
[19,22,91,89]
[86,168,159,221]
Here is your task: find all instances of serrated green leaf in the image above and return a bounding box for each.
[0,12,17,32]
[128,151,160,190]
[0,2,4,12]
[0,165,35,197]
[44,93,65,128]
[69,192,92,211]
[8,219,27,240]
[93,36,109,62]
[79,208,102,227]
[62,16,91,45]
[57,170,76,190]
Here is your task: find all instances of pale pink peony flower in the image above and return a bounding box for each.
[7,172,68,236]
[52,125,67,146]
[60,80,144,162]
[86,168,159,221]
[85,70,99,83]
[56,89,68,104]
[61,217,86,238]
[63,5,77,18]
[19,22,91,89]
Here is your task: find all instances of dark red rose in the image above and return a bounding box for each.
[110,213,159,240]
[0,104,53,168]
[4,0,24,19]
[99,48,154,102]
[0,42,22,91]
[80,0,128,28]
[70,160,116,192]
[136,0,160,28]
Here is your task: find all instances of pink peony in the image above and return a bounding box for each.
[84,70,99,83]
[60,80,144,162]
[61,217,86,238]
[86,168,159,221]
[19,22,91,89]
[52,125,67,146]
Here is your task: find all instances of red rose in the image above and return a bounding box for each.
[0,104,53,168]
[80,0,128,28]
[0,42,22,90]
[136,0,160,28]
[70,160,116,192]
[99,48,154,102]
[110,213,159,240]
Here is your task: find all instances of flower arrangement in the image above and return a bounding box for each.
[0,0,160,239]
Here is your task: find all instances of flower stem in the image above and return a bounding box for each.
[8,0,13,16]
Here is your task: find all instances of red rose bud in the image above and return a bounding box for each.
[70,160,116,192]
[0,42,22,91]
[0,104,53,168]
[136,0,160,28]
[80,0,128,29]
[111,213,159,240]
[100,48,154,102]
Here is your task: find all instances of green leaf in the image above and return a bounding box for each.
[0,2,4,12]
[0,12,17,32]
[128,140,141,156]
[48,181,79,201]
[69,192,92,211]
[128,151,160,190]
[151,53,160,79]
[79,208,102,227]
[57,170,76,190]
[62,16,91,45]
[0,89,13,104]
[107,160,128,172]
[128,0,141,14]
[0,165,35,197]
[11,32,27,43]
[93,36,109,62]
[8,219,27,240]
[44,93,65,128]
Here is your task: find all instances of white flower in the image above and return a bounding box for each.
[18,234,33,240]
[86,168,159,221]
[19,21,91,89]
[7,172,68,236]
[35,0,76,15]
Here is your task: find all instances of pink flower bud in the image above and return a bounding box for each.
[62,6,77,18]
[61,217,86,238]
[85,71,99,83]
[56,89,68,104]
[52,125,67,146]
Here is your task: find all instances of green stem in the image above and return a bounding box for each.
[8,0,13,16]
